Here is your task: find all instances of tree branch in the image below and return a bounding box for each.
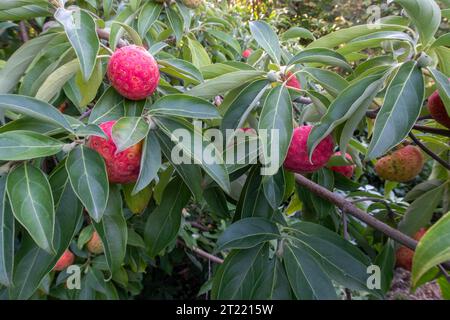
[411,125,450,138]
[18,21,29,42]
[177,239,224,264]
[96,28,127,48]
[409,132,450,170]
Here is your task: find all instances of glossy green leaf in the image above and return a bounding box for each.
[89,86,125,124]
[188,38,211,68]
[207,29,241,54]
[0,175,14,287]
[6,163,54,253]
[289,48,352,72]
[66,145,109,222]
[133,130,161,195]
[149,94,220,119]
[249,21,281,64]
[159,58,204,84]
[428,68,450,116]
[111,117,149,152]
[281,27,315,41]
[166,6,183,42]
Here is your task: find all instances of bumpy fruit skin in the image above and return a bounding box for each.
[88,121,142,184]
[428,89,450,129]
[284,125,334,173]
[330,152,355,178]
[107,45,159,100]
[396,228,427,271]
[375,145,424,182]
[285,71,301,90]
[182,0,202,9]
[53,250,75,271]
[242,48,253,59]
[87,231,104,254]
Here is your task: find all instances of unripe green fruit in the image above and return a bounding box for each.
[375,145,424,182]
[87,231,104,254]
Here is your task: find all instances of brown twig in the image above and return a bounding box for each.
[96,28,127,48]
[411,125,450,138]
[18,21,29,42]
[409,132,450,170]
[177,239,224,264]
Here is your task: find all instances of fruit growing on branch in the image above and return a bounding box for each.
[428,89,450,129]
[285,71,301,90]
[374,145,424,182]
[107,45,160,100]
[182,0,202,9]
[86,231,104,255]
[53,250,75,271]
[330,152,355,178]
[284,125,334,173]
[242,48,252,58]
[88,121,142,184]
[396,228,427,271]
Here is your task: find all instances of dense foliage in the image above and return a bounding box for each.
[0,0,450,300]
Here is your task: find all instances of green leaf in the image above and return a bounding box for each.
[300,67,349,96]
[212,244,272,299]
[308,72,384,158]
[92,184,127,277]
[207,29,241,54]
[66,145,109,222]
[55,8,100,81]
[284,244,337,300]
[374,240,395,294]
[0,33,56,94]
[89,86,125,124]
[0,4,50,20]
[166,6,183,42]
[155,116,230,193]
[149,95,220,119]
[111,117,149,152]
[0,175,14,287]
[187,70,266,99]
[367,62,424,159]
[0,94,73,132]
[216,217,280,252]
[289,48,352,72]
[133,131,161,195]
[159,58,204,84]
[249,21,281,64]
[281,27,315,41]
[399,182,446,236]
[412,212,450,287]
[8,163,82,299]
[69,61,104,109]
[188,38,211,68]
[0,130,64,160]
[111,21,142,47]
[258,85,293,174]
[393,0,441,47]
[144,176,191,257]
[6,163,54,253]
[428,68,450,116]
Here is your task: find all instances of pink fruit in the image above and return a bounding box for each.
[428,89,450,129]
[284,125,334,173]
[330,152,355,178]
[53,250,75,271]
[396,228,427,271]
[285,71,301,90]
[88,121,142,184]
[107,45,160,100]
[242,48,253,59]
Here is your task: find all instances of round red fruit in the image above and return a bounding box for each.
[53,250,75,271]
[285,71,301,90]
[428,89,450,129]
[107,45,160,100]
[330,152,355,178]
[88,120,142,184]
[242,48,253,59]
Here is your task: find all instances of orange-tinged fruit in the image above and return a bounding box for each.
[86,231,104,254]
[53,250,75,271]
[395,228,427,271]
[374,145,424,182]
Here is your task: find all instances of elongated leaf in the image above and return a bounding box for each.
[188,38,211,68]
[187,70,265,99]
[149,95,220,119]
[0,130,64,160]
[133,130,161,195]
[284,244,337,300]
[399,182,446,236]
[212,244,271,299]
[55,8,100,81]
[300,67,349,96]
[0,94,73,132]
[258,85,293,174]
[166,6,183,42]
[111,117,149,152]
[289,48,352,72]
[7,163,54,253]
[207,29,241,54]
[66,145,109,222]
[89,86,125,124]
[308,72,384,158]
[0,175,14,287]
[394,0,441,47]
[159,58,204,84]
[137,2,162,37]
[0,33,56,94]
[281,27,315,41]
[428,68,450,116]
[367,62,424,159]
[412,212,450,287]
[216,217,279,252]
[249,21,281,64]
[93,184,127,277]
[144,177,190,257]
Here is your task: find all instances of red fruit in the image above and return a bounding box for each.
[86,231,104,254]
[375,145,424,182]
[53,250,75,271]
[285,71,301,90]
[330,152,355,178]
[88,121,142,184]
[242,48,253,58]
[395,228,427,271]
[428,89,450,129]
[284,125,334,173]
[107,45,160,100]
